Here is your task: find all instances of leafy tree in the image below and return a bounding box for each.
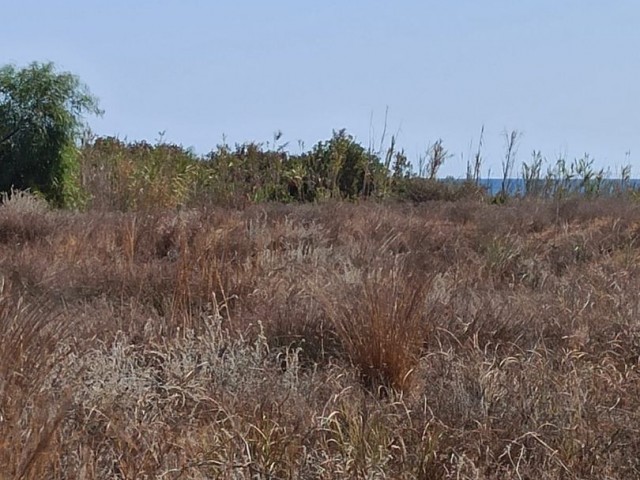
[0,62,102,206]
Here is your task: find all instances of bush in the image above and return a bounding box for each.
[80,137,206,211]
[303,129,384,199]
[394,177,487,202]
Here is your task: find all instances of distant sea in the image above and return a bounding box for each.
[473,178,640,196]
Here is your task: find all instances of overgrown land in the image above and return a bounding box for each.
[1,63,640,479]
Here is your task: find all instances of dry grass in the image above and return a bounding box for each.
[0,194,639,478]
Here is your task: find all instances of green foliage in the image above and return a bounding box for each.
[78,130,494,208]
[383,137,411,198]
[522,150,545,197]
[521,153,613,199]
[308,129,383,199]
[0,62,102,206]
[202,129,387,204]
[1,63,631,209]
[56,142,89,209]
[204,141,291,204]
[80,137,206,211]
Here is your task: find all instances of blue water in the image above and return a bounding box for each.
[473,178,640,197]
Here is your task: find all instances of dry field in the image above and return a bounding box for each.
[1,192,639,479]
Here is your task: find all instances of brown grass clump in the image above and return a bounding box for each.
[0,193,639,478]
[317,260,429,394]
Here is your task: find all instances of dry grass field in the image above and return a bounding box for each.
[1,191,639,479]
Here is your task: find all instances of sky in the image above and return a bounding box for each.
[4,1,640,177]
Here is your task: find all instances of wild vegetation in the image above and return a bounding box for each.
[1,187,640,478]
[0,62,102,207]
[1,62,640,478]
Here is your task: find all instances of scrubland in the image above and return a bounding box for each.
[1,187,639,479]
[3,63,638,478]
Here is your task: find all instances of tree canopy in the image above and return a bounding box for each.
[0,61,102,205]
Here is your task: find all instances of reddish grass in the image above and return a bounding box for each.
[0,192,639,478]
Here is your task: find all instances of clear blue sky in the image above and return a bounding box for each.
[4,1,640,177]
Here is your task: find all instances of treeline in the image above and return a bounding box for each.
[2,62,637,211]
[0,62,481,210]
[78,131,485,210]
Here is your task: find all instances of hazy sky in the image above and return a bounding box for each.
[4,1,640,177]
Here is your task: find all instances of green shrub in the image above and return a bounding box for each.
[79,137,206,211]
[304,129,384,199]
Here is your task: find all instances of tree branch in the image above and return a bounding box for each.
[0,124,21,144]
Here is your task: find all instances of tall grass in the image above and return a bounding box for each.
[317,259,430,394]
[3,99,640,479]
[0,279,74,479]
[1,191,639,477]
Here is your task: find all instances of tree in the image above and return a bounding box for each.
[0,62,102,206]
